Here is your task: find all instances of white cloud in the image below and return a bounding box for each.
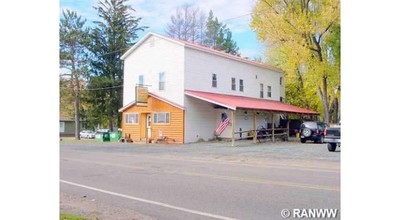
[60,0,264,58]
[128,0,257,34]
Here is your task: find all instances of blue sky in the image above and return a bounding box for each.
[59,0,265,59]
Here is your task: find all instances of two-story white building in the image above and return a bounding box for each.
[119,32,317,144]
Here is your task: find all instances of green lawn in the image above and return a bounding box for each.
[60,213,86,220]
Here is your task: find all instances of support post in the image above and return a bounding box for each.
[231,110,235,147]
[253,110,257,143]
[286,119,290,141]
[272,113,275,142]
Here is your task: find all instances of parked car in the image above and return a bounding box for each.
[324,122,341,152]
[79,130,96,139]
[300,121,328,143]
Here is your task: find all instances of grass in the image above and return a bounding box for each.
[60,213,86,220]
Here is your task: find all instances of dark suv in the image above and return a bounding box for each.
[300,121,328,143]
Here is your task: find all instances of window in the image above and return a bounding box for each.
[138,75,144,85]
[260,83,264,98]
[280,97,284,102]
[159,72,165,90]
[267,86,272,98]
[125,113,139,124]
[60,122,65,133]
[212,73,217,88]
[239,79,244,92]
[280,77,283,86]
[231,77,236,91]
[154,112,170,124]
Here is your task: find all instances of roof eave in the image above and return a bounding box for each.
[120,32,186,60]
[185,92,236,110]
[118,100,137,112]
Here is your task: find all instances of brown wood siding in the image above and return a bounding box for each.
[121,96,184,143]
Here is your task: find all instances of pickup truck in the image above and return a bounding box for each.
[324,123,341,152]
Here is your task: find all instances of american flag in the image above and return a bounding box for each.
[215,112,230,136]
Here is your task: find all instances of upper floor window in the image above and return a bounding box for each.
[231,77,236,91]
[280,77,283,86]
[138,75,144,86]
[267,86,272,98]
[159,72,165,90]
[239,79,244,92]
[125,113,139,124]
[154,112,170,124]
[212,73,217,88]
[260,83,264,98]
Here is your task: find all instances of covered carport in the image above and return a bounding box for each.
[185,90,319,146]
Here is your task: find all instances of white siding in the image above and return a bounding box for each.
[184,96,217,143]
[219,110,282,139]
[184,47,283,101]
[123,35,185,106]
[122,33,288,144]
[184,100,283,142]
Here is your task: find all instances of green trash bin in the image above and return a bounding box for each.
[110,131,121,142]
[95,132,110,142]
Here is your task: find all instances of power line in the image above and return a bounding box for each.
[221,13,251,22]
[82,85,123,91]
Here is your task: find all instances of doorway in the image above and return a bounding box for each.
[146,114,152,141]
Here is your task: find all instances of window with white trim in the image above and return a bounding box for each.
[138,75,144,85]
[159,72,165,90]
[267,86,272,98]
[212,73,217,88]
[239,79,244,92]
[154,112,170,124]
[125,113,139,124]
[280,77,283,86]
[60,122,65,132]
[260,83,264,98]
[231,77,236,91]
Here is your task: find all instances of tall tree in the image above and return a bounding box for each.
[165,3,206,44]
[204,10,239,55]
[251,0,340,123]
[87,0,147,130]
[59,9,90,139]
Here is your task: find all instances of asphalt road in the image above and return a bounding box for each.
[60,140,340,220]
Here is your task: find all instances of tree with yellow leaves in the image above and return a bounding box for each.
[251,0,340,123]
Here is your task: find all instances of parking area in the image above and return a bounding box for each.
[60,138,340,167]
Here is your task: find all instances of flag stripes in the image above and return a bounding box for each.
[215,113,230,136]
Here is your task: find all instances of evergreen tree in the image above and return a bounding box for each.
[59,9,90,139]
[87,0,147,130]
[204,10,239,55]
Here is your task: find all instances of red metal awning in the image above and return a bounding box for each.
[185,90,318,115]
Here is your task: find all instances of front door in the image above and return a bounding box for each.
[146,114,152,141]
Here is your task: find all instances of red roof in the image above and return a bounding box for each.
[185,90,318,115]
